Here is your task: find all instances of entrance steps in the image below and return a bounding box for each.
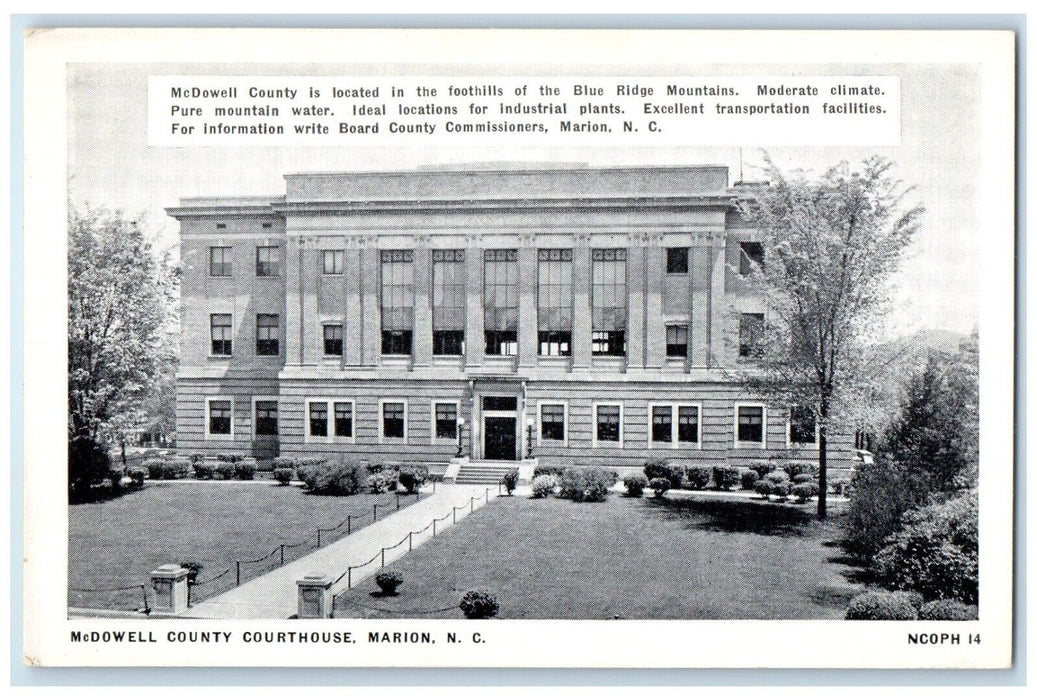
[454,459,519,485]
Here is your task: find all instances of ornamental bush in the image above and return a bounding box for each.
[740,468,760,490]
[644,457,683,489]
[272,456,298,471]
[649,477,670,498]
[127,467,146,488]
[623,474,648,497]
[398,465,429,494]
[532,465,564,480]
[307,460,368,496]
[194,460,218,479]
[148,458,193,480]
[502,469,519,495]
[793,473,815,485]
[140,458,164,477]
[792,481,819,502]
[459,590,500,619]
[368,470,399,494]
[748,461,775,480]
[684,465,712,490]
[296,459,329,487]
[871,492,978,604]
[763,469,790,484]
[755,479,774,497]
[845,591,919,620]
[557,467,614,502]
[235,458,258,480]
[785,462,817,479]
[214,461,236,480]
[375,570,403,595]
[531,475,556,499]
[216,453,240,463]
[918,599,978,621]
[770,481,791,500]
[830,478,850,496]
[273,466,295,485]
[712,466,741,491]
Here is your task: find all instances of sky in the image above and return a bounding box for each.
[67,61,983,336]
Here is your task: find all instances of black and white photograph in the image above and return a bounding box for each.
[21,26,1015,668]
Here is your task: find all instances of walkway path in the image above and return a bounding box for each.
[184,484,499,619]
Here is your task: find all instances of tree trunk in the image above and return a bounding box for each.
[817,403,829,520]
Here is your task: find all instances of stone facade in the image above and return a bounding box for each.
[168,164,853,475]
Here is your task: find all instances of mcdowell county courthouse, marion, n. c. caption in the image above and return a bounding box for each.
[166,163,855,483]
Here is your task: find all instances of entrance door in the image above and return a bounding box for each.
[484,416,517,460]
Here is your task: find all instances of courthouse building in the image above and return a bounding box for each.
[168,164,852,477]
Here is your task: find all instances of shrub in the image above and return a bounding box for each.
[623,474,648,497]
[793,473,815,485]
[644,457,683,489]
[375,570,403,595]
[459,591,499,619]
[649,477,670,498]
[234,458,257,480]
[398,465,429,494]
[712,466,741,491]
[127,467,146,488]
[272,456,298,471]
[791,482,819,502]
[307,460,368,496]
[830,478,850,496]
[530,475,556,498]
[216,453,240,463]
[194,460,218,480]
[367,470,398,494]
[557,467,614,502]
[871,493,978,604]
[785,462,817,479]
[296,459,328,487]
[763,469,790,484]
[844,460,936,560]
[189,453,205,464]
[918,599,978,621]
[148,458,193,480]
[845,591,919,620]
[755,479,774,497]
[684,466,712,490]
[107,467,125,492]
[770,481,791,500]
[740,469,759,490]
[273,466,295,486]
[214,461,236,480]
[140,458,164,477]
[748,461,775,480]
[502,469,519,495]
[532,465,564,480]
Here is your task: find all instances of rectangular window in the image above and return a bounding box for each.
[737,405,765,446]
[209,246,232,277]
[537,249,573,356]
[382,401,406,439]
[322,249,344,275]
[433,250,465,356]
[323,324,343,356]
[255,246,281,277]
[740,241,765,275]
[380,250,414,355]
[482,396,517,411]
[255,400,278,436]
[592,249,627,357]
[540,403,566,441]
[484,249,519,356]
[790,405,817,445]
[334,402,353,438]
[651,405,673,443]
[739,313,765,357]
[666,247,689,274]
[678,405,700,444]
[208,400,232,436]
[434,402,458,439]
[595,404,622,445]
[210,314,232,356]
[666,324,688,358]
[308,402,328,437]
[256,314,280,356]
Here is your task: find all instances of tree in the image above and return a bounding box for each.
[735,156,924,519]
[68,207,178,494]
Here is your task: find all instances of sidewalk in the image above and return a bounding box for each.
[184,484,499,619]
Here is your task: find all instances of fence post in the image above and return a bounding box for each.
[373,504,378,522]
[453,508,457,524]
[470,497,474,514]
[347,514,352,535]
[433,520,437,536]
[485,487,490,502]
[140,585,150,615]
[396,494,401,511]
[381,548,385,568]
[347,568,352,590]
[296,573,333,619]
[317,529,322,547]
[280,544,285,567]
[151,564,189,614]
[235,561,241,587]
[408,532,413,552]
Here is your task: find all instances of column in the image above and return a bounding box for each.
[300,239,318,365]
[689,240,710,368]
[518,235,537,368]
[412,240,433,367]
[625,237,646,369]
[707,235,727,368]
[464,235,484,370]
[344,238,363,366]
[361,240,381,367]
[284,235,303,365]
[571,235,592,370]
[644,239,665,370]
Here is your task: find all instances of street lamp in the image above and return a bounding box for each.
[456,416,466,458]
[525,416,535,459]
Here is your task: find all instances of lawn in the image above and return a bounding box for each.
[333,491,864,619]
[69,482,419,612]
